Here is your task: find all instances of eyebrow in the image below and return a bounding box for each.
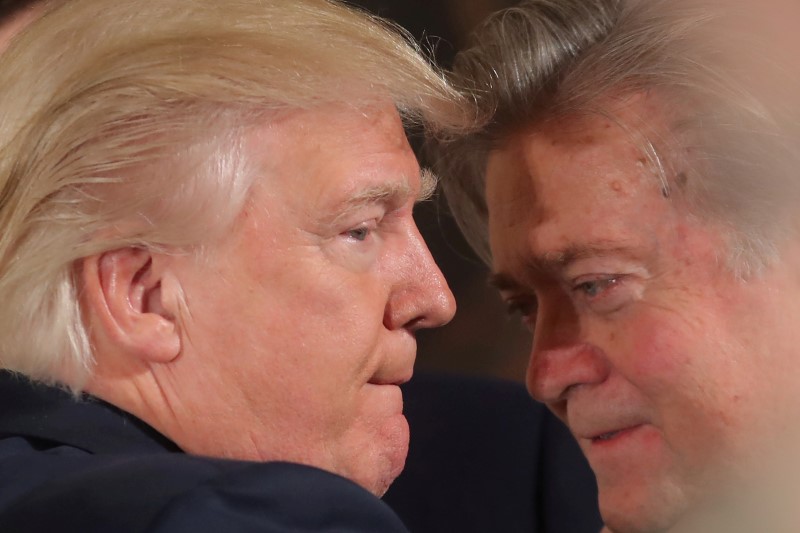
[327,168,438,225]
[418,167,438,202]
[488,243,640,291]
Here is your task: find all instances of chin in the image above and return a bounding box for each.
[355,412,410,497]
[599,480,688,533]
[602,507,681,533]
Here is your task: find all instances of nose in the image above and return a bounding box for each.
[526,299,610,408]
[383,223,456,331]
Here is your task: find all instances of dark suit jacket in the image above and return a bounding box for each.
[384,373,601,533]
[0,372,409,533]
[0,371,601,532]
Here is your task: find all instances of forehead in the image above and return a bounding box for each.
[259,102,412,161]
[248,102,418,193]
[485,95,677,265]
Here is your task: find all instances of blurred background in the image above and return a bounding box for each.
[351,0,531,383]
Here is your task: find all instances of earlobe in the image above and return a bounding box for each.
[81,247,181,364]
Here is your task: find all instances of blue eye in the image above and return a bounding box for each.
[574,277,619,298]
[346,226,370,242]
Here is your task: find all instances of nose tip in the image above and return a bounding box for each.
[427,267,457,327]
[385,225,457,331]
[526,342,610,404]
[401,254,456,332]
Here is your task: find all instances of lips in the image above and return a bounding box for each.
[566,395,646,441]
[591,424,639,442]
[593,430,623,442]
[569,409,646,443]
[588,424,643,444]
[367,363,413,386]
[368,375,411,386]
[367,346,415,386]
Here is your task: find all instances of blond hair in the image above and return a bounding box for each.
[435,0,800,273]
[0,0,467,388]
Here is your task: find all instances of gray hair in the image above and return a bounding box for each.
[0,0,467,388]
[435,0,800,272]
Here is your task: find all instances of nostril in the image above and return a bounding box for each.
[382,297,432,331]
[403,316,425,332]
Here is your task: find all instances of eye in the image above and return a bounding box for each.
[573,277,620,298]
[345,226,371,242]
[342,219,379,243]
[504,295,538,330]
[571,275,635,314]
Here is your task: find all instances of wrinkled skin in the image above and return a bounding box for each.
[85,104,456,497]
[485,95,800,531]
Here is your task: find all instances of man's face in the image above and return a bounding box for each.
[161,104,455,496]
[484,96,800,531]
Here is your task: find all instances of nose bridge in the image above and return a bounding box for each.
[526,295,609,403]
[535,291,580,350]
[384,221,456,330]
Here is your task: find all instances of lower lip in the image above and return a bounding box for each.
[365,383,404,408]
[583,424,665,477]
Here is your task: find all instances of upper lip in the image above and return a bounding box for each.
[368,366,413,386]
[584,424,642,441]
[563,393,648,442]
[368,376,411,386]
[570,413,646,441]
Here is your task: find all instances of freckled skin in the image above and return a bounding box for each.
[485,93,800,532]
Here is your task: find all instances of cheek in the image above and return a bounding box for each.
[250,256,382,343]
[617,311,696,396]
[615,306,743,425]
[294,285,388,385]
[619,307,758,463]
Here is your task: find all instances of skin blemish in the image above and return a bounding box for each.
[676,172,688,187]
[611,181,624,193]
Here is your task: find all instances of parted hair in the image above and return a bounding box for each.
[0,0,467,388]
[435,0,800,271]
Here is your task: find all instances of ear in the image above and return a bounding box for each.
[81,247,181,364]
